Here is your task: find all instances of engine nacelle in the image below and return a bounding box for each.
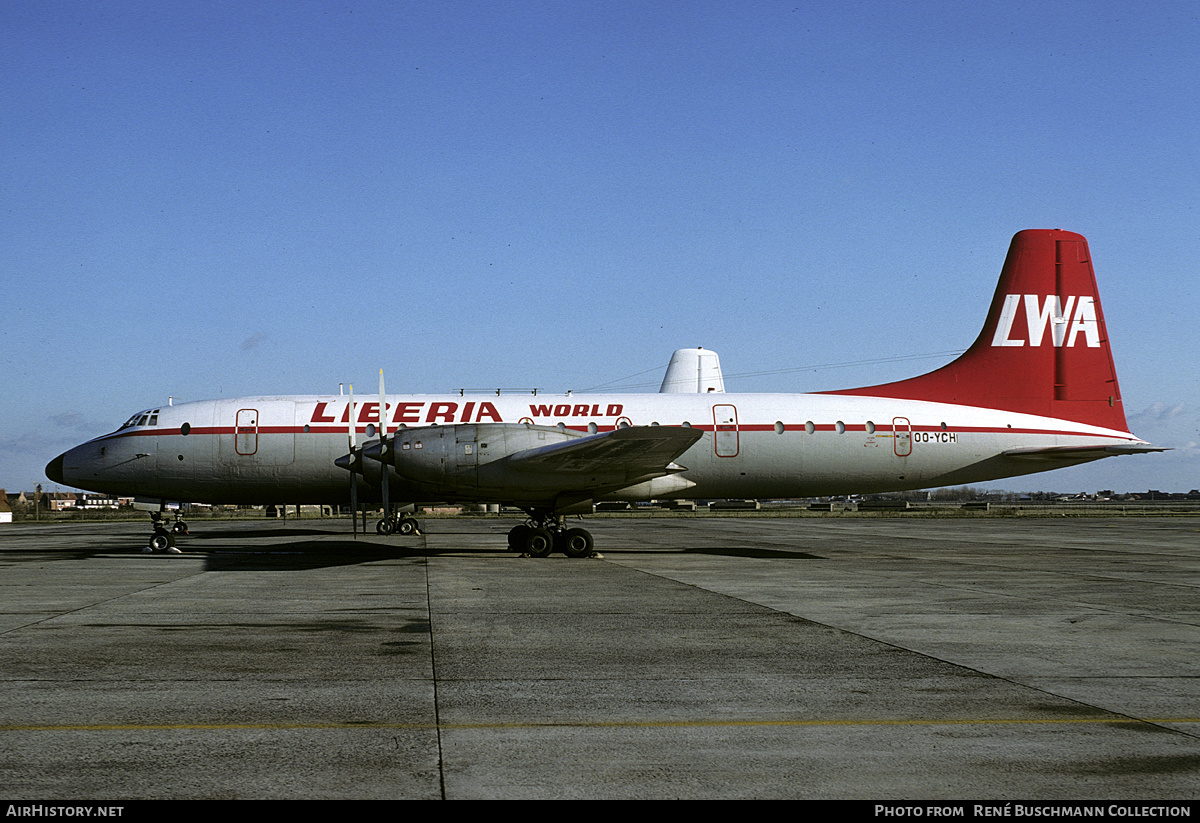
[365,423,583,498]
[360,421,701,508]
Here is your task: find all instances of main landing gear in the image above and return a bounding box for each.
[507,513,596,559]
[376,513,422,536]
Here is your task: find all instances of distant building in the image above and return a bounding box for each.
[43,492,77,511]
[0,490,11,524]
[76,493,119,510]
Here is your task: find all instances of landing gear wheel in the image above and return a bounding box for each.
[559,527,594,559]
[525,527,554,558]
[508,524,531,552]
[397,517,419,536]
[376,518,392,535]
[148,530,175,552]
[172,521,189,535]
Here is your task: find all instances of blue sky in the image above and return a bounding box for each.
[4,0,1197,495]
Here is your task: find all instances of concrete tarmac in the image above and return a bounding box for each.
[1,515,1197,799]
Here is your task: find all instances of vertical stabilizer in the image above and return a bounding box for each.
[660,348,726,393]
[824,230,1130,432]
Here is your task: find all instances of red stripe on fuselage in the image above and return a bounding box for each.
[101,423,1133,441]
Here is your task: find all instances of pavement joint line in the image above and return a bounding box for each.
[3,717,1199,732]
[604,560,1200,741]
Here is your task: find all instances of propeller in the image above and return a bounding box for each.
[335,371,401,536]
[378,369,391,532]
[347,384,358,538]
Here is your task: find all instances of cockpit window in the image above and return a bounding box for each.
[120,409,161,430]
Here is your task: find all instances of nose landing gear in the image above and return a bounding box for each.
[144,508,186,554]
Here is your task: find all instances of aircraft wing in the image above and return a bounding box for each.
[505,425,704,477]
[1002,443,1169,462]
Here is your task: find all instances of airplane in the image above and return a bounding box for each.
[46,229,1164,556]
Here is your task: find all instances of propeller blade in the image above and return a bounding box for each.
[348,384,357,538]
[378,369,390,527]
[350,470,358,539]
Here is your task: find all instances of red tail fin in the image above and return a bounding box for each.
[824,230,1129,432]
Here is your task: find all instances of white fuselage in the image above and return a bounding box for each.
[56,391,1143,506]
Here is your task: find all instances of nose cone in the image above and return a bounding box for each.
[45,453,66,484]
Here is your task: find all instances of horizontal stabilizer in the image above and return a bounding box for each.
[1002,443,1169,462]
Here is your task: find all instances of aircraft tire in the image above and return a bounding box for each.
[149,530,174,552]
[397,517,418,536]
[172,521,189,534]
[559,527,594,559]
[376,519,392,536]
[525,527,554,558]
[508,524,531,551]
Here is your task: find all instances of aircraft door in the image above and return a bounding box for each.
[219,403,295,471]
[893,417,912,457]
[455,424,479,487]
[235,409,258,455]
[713,404,739,458]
